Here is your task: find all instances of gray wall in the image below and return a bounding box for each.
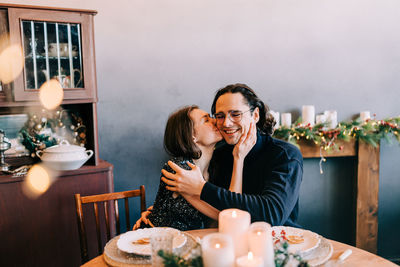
[4,0,400,260]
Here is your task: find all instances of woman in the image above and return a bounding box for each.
[133,105,255,231]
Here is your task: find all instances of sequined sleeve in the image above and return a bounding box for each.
[146,158,208,231]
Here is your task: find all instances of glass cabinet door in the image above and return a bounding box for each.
[22,21,84,90]
[8,8,96,101]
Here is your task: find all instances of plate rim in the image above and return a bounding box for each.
[116,227,187,256]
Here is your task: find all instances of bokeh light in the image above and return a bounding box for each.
[22,164,56,198]
[0,43,24,84]
[39,79,64,110]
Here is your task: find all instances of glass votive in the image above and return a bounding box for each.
[150,231,173,267]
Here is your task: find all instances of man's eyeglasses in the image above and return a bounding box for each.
[213,109,252,124]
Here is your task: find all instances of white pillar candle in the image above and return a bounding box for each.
[324,110,338,129]
[236,252,264,267]
[202,233,235,267]
[219,209,251,257]
[281,113,292,128]
[360,111,371,121]
[316,114,326,125]
[270,110,280,129]
[248,222,275,267]
[302,105,315,126]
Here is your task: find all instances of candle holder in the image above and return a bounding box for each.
[150,231,173,267]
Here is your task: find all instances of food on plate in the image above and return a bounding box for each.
[272,229,304,244]
[287,235,305,244]
[132,237,150,245]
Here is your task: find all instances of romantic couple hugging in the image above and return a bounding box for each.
[133,83,303,231]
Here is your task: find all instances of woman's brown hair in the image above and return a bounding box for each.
[163,105,202,159]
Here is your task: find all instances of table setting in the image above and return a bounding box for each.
[98,208,342,267]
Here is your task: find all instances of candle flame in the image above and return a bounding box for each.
[248,251,254,260]
[232,210,237,218]
[257,231,262,236]
[215,243,221,249]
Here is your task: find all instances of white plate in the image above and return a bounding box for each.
[116,227,187,256]
[272,226,321,256]
[304,237,333,266]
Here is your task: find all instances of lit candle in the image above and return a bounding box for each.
[360,111,371,121]
[202,233,235,267]
[248,222,274,267]
[219,209,250,257]
[302,105,315,126]
[281,113,292,128]
[324,110,338,129]
[270,110,280,129]
[236,252,264,267]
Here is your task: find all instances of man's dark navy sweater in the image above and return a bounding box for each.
[201,131,303,227]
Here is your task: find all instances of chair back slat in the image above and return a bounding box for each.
[74,194,89,263]
[115,199,120,235]
[80,190,142,203]
[140,185,146,213]
[124,198,130,232]
[104,201,110,241]
[74,186,146,264]
[93,202,102,255]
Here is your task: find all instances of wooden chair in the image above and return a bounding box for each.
[74,185,146,263]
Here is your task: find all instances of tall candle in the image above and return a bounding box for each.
[248,222,274,267]
[360,111,371,121]
[302,105,315,126]
[236,252,264,267]
[202,233,234,267]
[324,110,338,129]
[281,113,292,128]
[219,209,250,257]
[270,110,280,129]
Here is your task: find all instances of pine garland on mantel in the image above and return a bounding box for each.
[272,116,400,152]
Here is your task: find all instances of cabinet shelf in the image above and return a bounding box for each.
[25,55,80,59]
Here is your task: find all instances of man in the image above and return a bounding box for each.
[161,83,303,227]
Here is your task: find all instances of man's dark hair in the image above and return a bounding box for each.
[211,83,276,135]
[164,105,202,159]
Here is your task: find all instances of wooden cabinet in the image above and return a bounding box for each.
[0,4,101,163]
[1,5,97,102]
[0,4,113,266]
[0,161,113,267]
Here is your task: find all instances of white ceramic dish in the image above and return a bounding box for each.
[41,159,90,171]
[272,226,321,256]
[116,228,187,256]
[36,140,93,170]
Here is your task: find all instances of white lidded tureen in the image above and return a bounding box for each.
[36,140,93,170]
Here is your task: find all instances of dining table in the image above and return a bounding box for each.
[82,228,398,267]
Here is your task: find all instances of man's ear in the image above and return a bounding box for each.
[252,107,260,123]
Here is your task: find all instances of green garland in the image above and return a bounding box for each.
[19,108,87,157]
[272,116,400,151]
[158,240,309,267]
